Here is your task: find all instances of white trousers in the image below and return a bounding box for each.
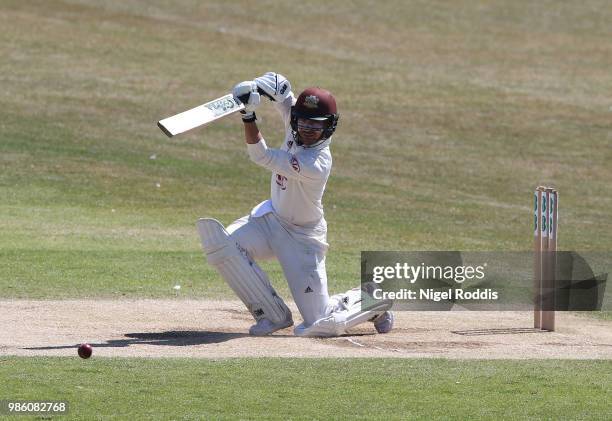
[227,213,331,326]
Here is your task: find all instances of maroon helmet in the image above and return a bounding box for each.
[290,87,339,143]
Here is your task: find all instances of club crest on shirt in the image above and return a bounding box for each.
[290,156,300,172]
[275,174,287,190]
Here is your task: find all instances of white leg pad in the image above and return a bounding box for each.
[294,288,393,337]
[197,218,291,324]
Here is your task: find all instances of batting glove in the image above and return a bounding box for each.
[254,72,292,102]
[232,81,260,112]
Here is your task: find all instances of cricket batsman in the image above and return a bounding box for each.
[197,72,393,336]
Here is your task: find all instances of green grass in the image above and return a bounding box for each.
[1,357,611,420]
[1,1,612,299]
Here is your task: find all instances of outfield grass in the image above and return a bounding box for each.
[1,357,611,420]
[1,1,611,299]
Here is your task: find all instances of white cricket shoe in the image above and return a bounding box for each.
[249,316,294,336]
[372,311,394,334]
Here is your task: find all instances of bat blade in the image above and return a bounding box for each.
[157,93,245,137]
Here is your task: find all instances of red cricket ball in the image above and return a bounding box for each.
[78,343,93,359]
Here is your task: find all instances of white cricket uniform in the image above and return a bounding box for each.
[226,94,333,326]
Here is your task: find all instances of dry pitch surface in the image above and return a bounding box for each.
[2,300,610,359]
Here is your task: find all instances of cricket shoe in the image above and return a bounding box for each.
[372,311,394,334]
[249,315,294,336]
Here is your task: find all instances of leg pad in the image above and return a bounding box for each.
[197,218,291,324]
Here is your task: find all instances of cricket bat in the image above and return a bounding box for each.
[157,94,245,137]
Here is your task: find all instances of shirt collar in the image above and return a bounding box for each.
[303,137,331,149]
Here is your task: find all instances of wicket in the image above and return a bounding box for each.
[534,186,558,331]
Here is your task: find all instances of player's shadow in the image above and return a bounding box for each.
[124,330,251,345]
[24,330,270,351]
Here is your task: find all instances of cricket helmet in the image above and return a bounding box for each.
[290,87,339,143]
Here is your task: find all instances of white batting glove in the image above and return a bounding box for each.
[254,72,292,102]
[232,81,261,112]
